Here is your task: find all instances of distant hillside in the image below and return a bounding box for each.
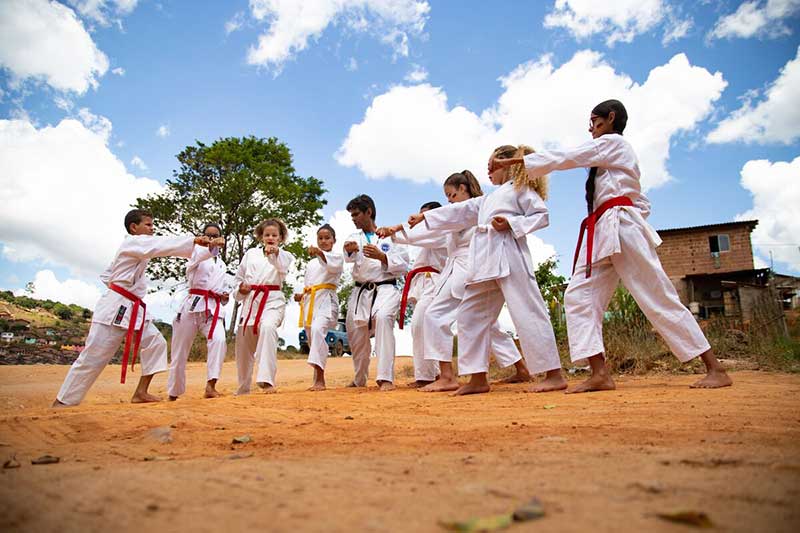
[0,292,92,365]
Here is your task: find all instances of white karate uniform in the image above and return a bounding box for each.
[523,133,710,363]
[300,251,343,370]
[390,233,446,381]
[167,246,229,398]
[56,234,196,405]
[344,230,409,385]
[423,182,561,376]
[397,223,523,369]
[234,247,294,393]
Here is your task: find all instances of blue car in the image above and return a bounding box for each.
[299,320,351,357]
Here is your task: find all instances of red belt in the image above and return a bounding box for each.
[189,288,223,340]
[572,196,633,278]
[398,266,439,329]
[109,283,145,384]
[243,285,280,335]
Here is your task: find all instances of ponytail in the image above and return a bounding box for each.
[444,170,484,198]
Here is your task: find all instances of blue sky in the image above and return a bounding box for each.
[1,0,799,332]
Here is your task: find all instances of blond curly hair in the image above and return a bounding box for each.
[492,144,549,200]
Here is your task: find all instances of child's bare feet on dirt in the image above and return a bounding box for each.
[131,391,162,403]
[419,376,460,392]
[690,369,732,389]
[527,369,567,393]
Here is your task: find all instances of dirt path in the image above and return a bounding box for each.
[1,361,799,532]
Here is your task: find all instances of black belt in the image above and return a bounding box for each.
[354,279,397,330]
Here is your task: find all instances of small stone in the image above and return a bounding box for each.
[3,457,20,469]
[227,452,254,460]
[148,427,172,444]
[146,503,159,512]
[344,416,354,420]
[232,435,251,444]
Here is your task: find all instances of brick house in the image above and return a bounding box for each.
[656,220,776,319]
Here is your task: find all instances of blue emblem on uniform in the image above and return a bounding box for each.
[380,243,390,252]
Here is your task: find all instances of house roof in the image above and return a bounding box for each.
[657,219,759,235]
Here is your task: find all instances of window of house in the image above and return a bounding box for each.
[709,234,730,254]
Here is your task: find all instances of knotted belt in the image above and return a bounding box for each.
[188,288,223,340]
[109,283,145,384]
[397,266,439,329]
[572,196,633,278]
[243,284,280,335]
[354,279,397,330]
[298,283,338,328]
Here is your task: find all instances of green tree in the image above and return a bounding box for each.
[535,257,567,338]
[52,303,74,320]
[135,136,327,331]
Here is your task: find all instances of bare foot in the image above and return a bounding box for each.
[308,383,326,391]
[566,373,616,394]
[451,381,491,396]
[257,382,277,394]
[168,395,178,401]
[499,371,531,384]
[690,369,733,389]
[131,392,162,403]
[204,388,221,399]
[527,370,568,393]
[378,381,396,392]
[419,376,460,393]
[346,381,359,388]
[51,399,70,408]
[407,380,434,388]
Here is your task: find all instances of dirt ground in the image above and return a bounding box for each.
[0,360,798,533]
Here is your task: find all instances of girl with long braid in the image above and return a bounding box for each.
[490,99,731,392]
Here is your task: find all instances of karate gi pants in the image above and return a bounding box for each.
[306,298,338,370]
[409,293,440,381]
[423,276,522,369]
[564,215,710,363]
[235,307,284,394]
[56,321,168,405]
[167,312,227,397]
[346,286,400,386]
[456,268,560,376]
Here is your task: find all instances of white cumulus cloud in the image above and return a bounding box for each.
[111,66,125,76]
[0,0,109,94]
[404,64,428,83]
[543,0,689,46]
[225,10,246,34]
[0,113,164,277]
[708,0,800,40]
[337,50,727,191]
[707,46,800,145]
[245,0,430,72]
[130,155,148,171]
[67,0,139,27]
[156,124,170,137]
[736,156,800,273]
[14,270,102,310]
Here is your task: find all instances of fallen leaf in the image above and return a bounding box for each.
[543,404,556,410]
[3,457,20,469]
[439,513,513,532]
[656,511,713,528]
[232,435,251,444]
[512,498,545,522]
[31,455,60,465]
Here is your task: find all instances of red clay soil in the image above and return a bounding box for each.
[0,360,798,532]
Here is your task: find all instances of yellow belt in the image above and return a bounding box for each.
[298,283,338,328]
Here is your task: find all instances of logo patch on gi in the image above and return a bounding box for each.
[380,243,390,252]
[113,305,127,325]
